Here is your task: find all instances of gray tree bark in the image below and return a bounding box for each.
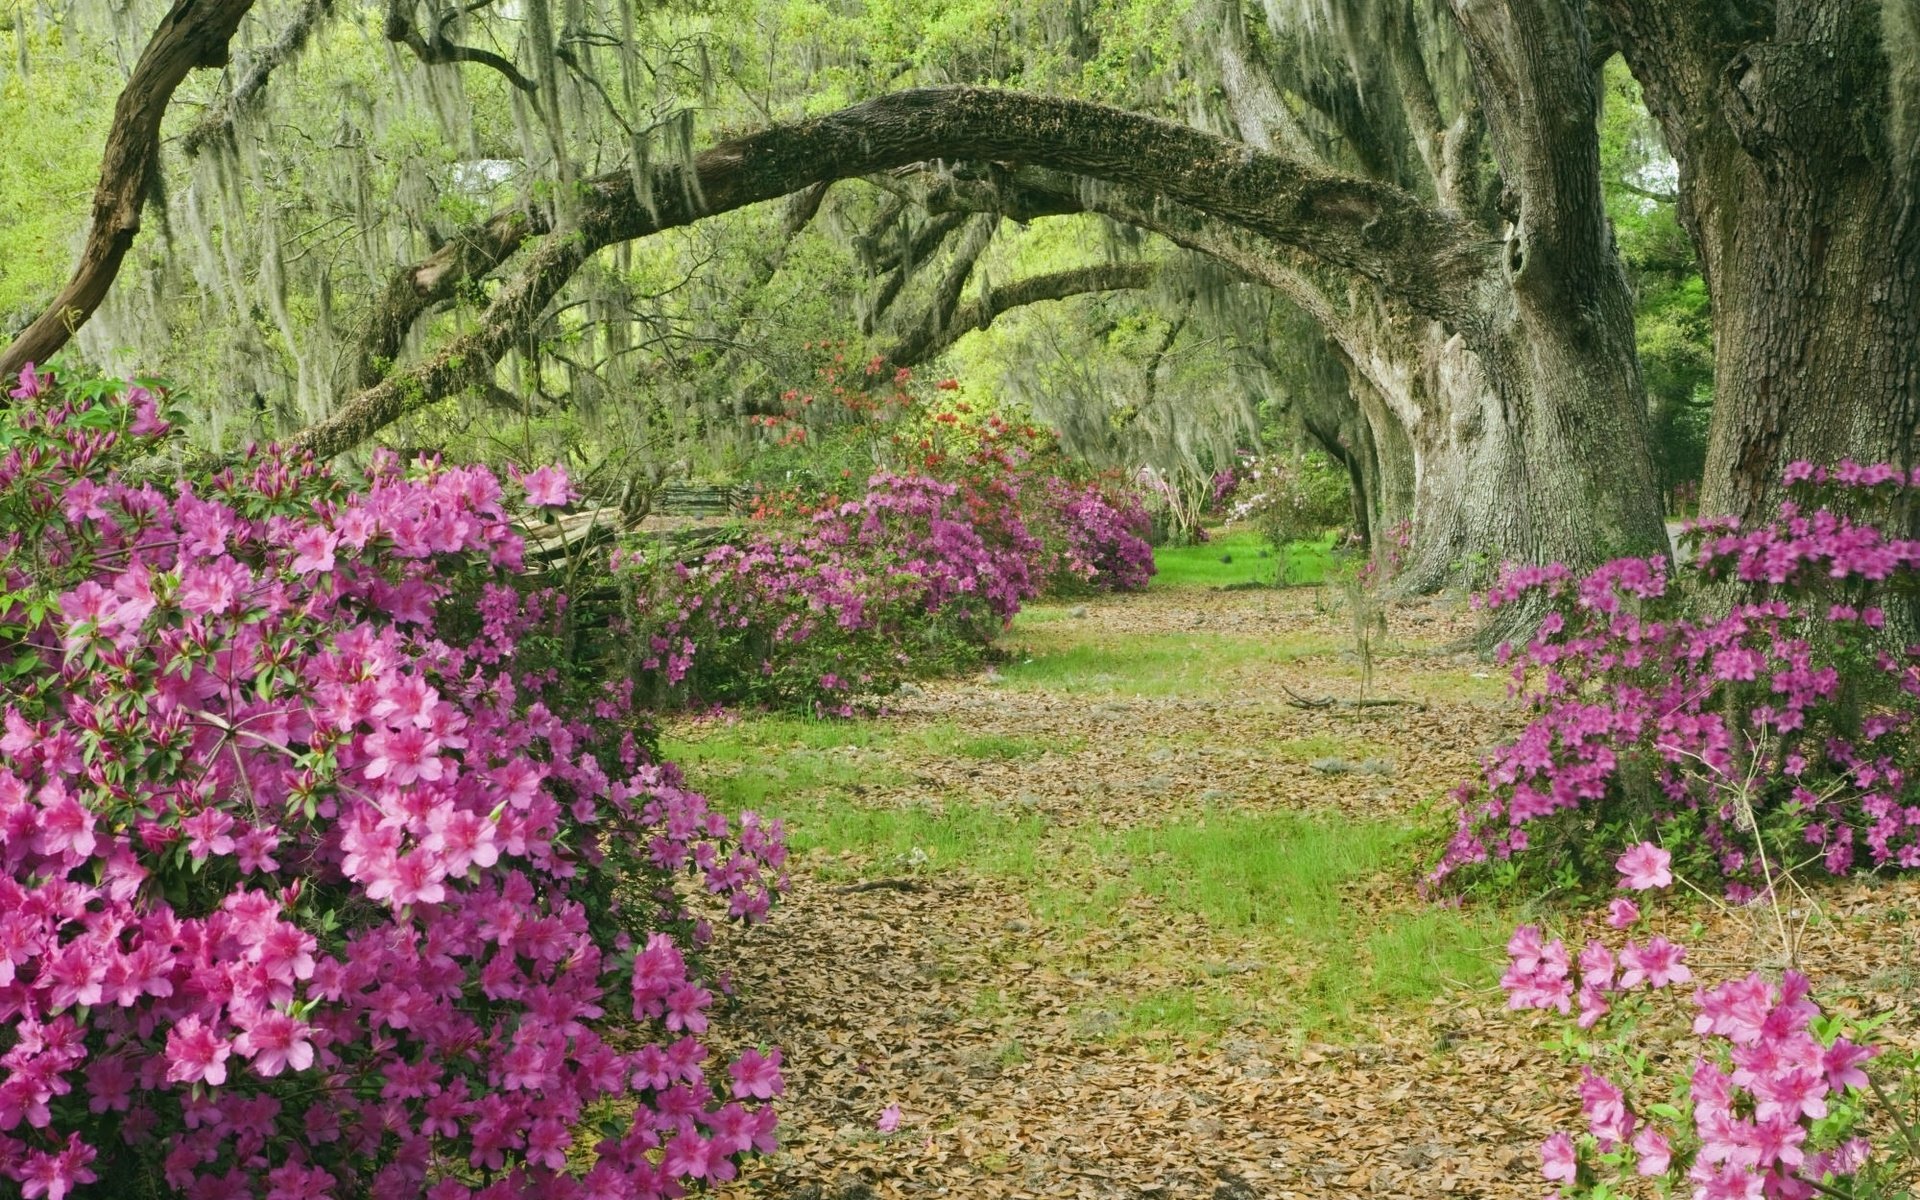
[1602,0,1920,522]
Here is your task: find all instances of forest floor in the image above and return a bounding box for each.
[673,541,1920,1200]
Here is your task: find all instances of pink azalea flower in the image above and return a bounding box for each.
[234,1010,315,1077]
[877,1103,902,1133]
[1632,1125,1671,1175]
[289,525,339,574]
[362,726,446,785]
[1823,1039,1877,1091]
[728,1047,784,1100]
[1752,1068,1828,1123]
[516,465,577,508]
[1541,1130,1578,1183]
[662,1129,715,1180]
[164,1015,233,1086]
[1606,897,1640,928]
[17,1134,96,1200]
[10,362,51,401]
[31,786,97,862]
[1615,841,1673,890]
[1617,936,1691,989]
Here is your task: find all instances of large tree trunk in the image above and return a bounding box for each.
[1604,0,1920,522]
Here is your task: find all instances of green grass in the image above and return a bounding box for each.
[1357,910,1501,1004]
[1114,986,1247,1040]
[914,727,1076,759]
[1151,529,1337,589]
[777,797,1051,877]
[665,713,1054,875]
[661,721,906,812]
[1051,810,1504,1038]
[996,630,1337,695]
[1120,810,1407,932]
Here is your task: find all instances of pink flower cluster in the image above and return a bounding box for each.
[623,471,1055,714]
[0,372,787,1198]
[1516,846,1880,1199]
[1435,463,1920,892]
[1033,477,1155,594]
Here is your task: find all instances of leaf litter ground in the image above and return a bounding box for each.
[671,584,1920,1199]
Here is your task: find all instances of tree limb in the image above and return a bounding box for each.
[181,0,332,159]
[864,210,969,333]
[1139,295,1191,415]
[882,213,995,364]
[0,0,256,380]
[384,0,536,92]
[889,259,1160,366]
[292,86,1489,458]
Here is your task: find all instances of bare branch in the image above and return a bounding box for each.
[384,0,536,93]
[181,0,332,159]
[1,0,256,380]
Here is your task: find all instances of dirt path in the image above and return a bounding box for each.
[686,586,1920,1199]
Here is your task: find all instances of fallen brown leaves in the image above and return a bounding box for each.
[691,586,1920,1199]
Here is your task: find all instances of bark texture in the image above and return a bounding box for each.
[0,0,256,380]
[1604,0,1920,522]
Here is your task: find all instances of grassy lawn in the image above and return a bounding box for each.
[1151,528,1338,589]
[995,629,1342,696]
[664,576,1503,1047]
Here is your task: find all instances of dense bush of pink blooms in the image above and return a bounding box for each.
[621,469,1151,715]
[1031,476,1155,595]
[0,370,787,1198]
[1511,843,1886,1198]
[1433,464,1920,894]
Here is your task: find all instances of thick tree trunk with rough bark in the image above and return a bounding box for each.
[1604,0,1920,522]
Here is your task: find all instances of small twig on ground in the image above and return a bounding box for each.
[833,878,927,894]
[1280,683,1427,711]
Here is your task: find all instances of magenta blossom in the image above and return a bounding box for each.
[1541,1131,1578,1183]
[1615,842,1673,891]
[515,464,578,507]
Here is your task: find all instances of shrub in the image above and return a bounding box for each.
[621,471,1037,715]
[1228,450,1352,553]
[1029,476,1155,596]
[0,368,787,1198]
[1433,463,1920,896]
[1510,843,1900,1199]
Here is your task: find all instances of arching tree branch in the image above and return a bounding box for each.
[888,260,1162,366]
[292,85,1490,458]
[384,0,536,92]
[0,0,256,380]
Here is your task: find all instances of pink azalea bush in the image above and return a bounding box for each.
[0,370,787,1198]
[1030,476,1155,595]
[621,468,1150,715]
[1513,844,1894,1199]
[1434,464,1920,894]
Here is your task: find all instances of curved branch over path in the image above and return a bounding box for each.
[294,86,1491,458]
[0,0,256,380]
[888,260,1162,366]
